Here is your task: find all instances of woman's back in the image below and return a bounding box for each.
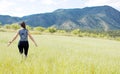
[19,29,28,41]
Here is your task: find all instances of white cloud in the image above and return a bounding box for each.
[41,0,69,5]
[0,0,16,16]
[84,0,109,6]
[83,0,120,11]
[29,0,37,2]
[0,0,14,11]
[41,0,57,5]
[0,0,119,17]
[108,0,120,11]
[0,0,41,16]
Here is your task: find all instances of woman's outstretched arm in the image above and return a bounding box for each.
[8,31,19,46]
[28,32,37,47]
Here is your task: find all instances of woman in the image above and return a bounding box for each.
[8,22,37,57]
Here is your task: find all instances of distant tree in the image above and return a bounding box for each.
[11,23,20,30]
[57,30,66,33]
[4,24,11,29]
[71,29,80,35]
[34,26,45,32]
[0,22,1,25]
[47,27,57,33]
[26,25,32,30]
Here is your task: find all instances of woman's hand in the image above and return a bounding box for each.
[7,41,12,47]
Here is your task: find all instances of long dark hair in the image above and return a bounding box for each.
[20,21,26,29]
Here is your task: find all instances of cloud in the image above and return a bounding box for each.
[41,0,57,5]
[0,0,16,16]
[0,0,14,11]
[29,0,37,2]
[0,0,41,16]
[84,0,109,6]
[84,0,120,9]
[0,0,119,17]
[108,0,120,11]
[41,0,69,5]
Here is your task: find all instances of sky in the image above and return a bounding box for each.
[0,0,120,17]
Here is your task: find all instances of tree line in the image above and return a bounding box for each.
[0,23,120,41]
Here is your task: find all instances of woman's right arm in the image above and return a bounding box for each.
[28,32,38,47]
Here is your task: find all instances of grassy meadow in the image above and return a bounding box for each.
[0,32,120,74]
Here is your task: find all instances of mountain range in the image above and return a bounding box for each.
[0,5,120,31]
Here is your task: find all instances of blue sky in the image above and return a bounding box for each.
[0,0,120,17]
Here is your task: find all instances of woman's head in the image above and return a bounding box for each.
[20,21,26,29]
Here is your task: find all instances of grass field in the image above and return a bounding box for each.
[0,32,120,74]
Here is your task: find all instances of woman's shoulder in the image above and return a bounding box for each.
[18,28,28,31]
[17,28,25,32]
[17,29,22,32]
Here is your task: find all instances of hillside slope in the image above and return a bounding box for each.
[0,5,120,31]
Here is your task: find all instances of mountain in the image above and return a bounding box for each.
[0,15,21,24]
[0,5,120,31]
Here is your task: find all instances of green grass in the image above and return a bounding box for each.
[0,32,120,74]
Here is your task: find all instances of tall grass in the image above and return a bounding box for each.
[0,32,120,74]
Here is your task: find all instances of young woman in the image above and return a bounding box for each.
[8,22,37,57]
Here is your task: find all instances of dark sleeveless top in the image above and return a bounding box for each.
[19,29,28,41]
